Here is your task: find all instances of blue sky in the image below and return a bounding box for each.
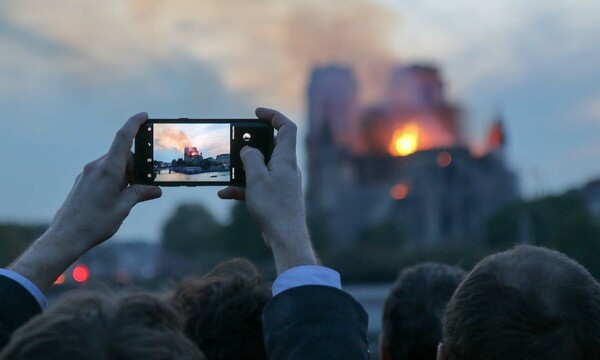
[0,0,599,241]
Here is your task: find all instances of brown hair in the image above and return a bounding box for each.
[172,258,271,360]
[0,291,205,360]
[382,262,465,360]
[443,245,600,360]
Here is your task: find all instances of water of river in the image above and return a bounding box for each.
[155,170,230,182]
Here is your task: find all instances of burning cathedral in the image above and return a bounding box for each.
[306,64,519,247]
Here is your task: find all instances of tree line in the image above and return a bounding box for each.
[2,189,599,282]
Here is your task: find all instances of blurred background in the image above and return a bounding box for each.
[1,0,600,350]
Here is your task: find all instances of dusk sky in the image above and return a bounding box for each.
[0,0,599,242]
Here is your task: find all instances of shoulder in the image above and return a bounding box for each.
[0,275,43,349]
[263,285,369,360]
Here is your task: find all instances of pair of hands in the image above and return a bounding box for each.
[10,108,316,293]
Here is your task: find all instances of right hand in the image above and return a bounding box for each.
[219,108,306,245]
[218,108,316,272]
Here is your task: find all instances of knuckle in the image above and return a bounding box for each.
[132,186,143,202]
[98,160,118,177]
[82,160,98,174]
[82,163,94,174]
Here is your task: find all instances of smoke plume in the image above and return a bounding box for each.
[154,124,192,153]
[1,0,401,111]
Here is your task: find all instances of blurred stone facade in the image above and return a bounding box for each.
[306,64,519,247]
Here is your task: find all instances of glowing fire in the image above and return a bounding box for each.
[187,147,200,157]
[389,123,420,156]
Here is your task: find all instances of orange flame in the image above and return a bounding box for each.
[389,123,420,156]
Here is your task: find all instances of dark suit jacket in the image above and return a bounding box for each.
[262,285,369,359]
[0,275,42,350]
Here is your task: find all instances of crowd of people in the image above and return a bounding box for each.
[1,108,599,359]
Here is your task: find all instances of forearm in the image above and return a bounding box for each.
[8,227,91,294]
[264,220,318,275]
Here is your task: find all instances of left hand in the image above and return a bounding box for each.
[9,113,162,293]
[49,112,162,252]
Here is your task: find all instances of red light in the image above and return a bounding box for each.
[54,274,65,285]
[72,264,90,283]
[391,183,409,200]
[437,152,452,167]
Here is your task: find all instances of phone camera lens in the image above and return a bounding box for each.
[243,133,251,142]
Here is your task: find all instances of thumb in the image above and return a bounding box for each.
[121,185,162,210]
[240,146,267,181]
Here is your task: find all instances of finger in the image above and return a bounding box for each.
[218,186,246,201]
[107,112,148,164]
[255,107,297,155]
[240,146,268,182]
[121,184,162,210]
[255,107,292,131]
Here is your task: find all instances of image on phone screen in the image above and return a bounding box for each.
[153,123,230,183]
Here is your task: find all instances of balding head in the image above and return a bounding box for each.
[442,246,600,360]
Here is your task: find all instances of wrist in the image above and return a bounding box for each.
[263,220,318,274]
[46,221,95,255]
[262,218,310,247]
[9,228,91,294]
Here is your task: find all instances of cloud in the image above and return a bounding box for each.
[3,0,598,110]
[0,16,256,241]
[391,0,600,97]
[0,0,402,112]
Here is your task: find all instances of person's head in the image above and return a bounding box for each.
[172,258,272,360]
[380,263,466,360]
[0,291,204,360]
[440,245,600,360]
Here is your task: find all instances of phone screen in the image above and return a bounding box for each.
[153,123,231,183]
[135,119,273,186]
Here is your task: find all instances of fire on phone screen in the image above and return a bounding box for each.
[153,123,231,183]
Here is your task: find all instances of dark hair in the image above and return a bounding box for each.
[0,291,205,360]
[443,245,600,360]
[382,262,465,360]
[172,258,272,360]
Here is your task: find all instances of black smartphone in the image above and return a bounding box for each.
[135,119,274,186]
